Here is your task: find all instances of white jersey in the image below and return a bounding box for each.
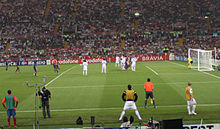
[120,56,124,64]
[116,56,120,63]
[131,57,137,66]
[83,62,88,70]
[122,57,126,64]
[102,60,107,67]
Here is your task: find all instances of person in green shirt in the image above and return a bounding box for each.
[2,90,18,128]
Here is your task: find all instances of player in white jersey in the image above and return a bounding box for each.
[131,56,137,72]
[82,60,88,76]
[115,56,120,67]
[101,58,107,73]
[122,56,126,70]
[121,55,125,70]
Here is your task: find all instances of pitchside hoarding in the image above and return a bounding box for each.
[50,55,169,65]
[183,124,220,129]
[0,60,47,67]
[0,55,169,66]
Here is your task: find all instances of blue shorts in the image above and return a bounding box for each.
[34,67,37,72]
[7,109,16,117]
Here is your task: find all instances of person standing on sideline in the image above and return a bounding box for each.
[2,90,18,128]
[38,87,51,118]
[144,78,156,108]
[186,82,197,115]
[33,60,37,76]
[6,60,9,71]
[101,58,107,73]
[131,56,137,72]
[115,55,120,67]
[15,60,20,72]
[82,60,88,76]
[120,55,124,70]
[119,84,142,121]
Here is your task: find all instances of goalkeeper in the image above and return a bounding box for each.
[188,57,193,69]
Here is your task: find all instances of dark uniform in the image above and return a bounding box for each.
[15,61,20,72]
[6,61,8,71]
[33,60,37,76]
[38,87,51,118]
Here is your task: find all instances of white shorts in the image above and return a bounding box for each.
[187,98,197,106]
[123,101,137,110]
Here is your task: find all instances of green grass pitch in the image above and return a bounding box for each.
[0,61,220,128]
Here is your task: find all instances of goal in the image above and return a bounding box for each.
[188,48,214,71]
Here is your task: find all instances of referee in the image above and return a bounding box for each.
[144,78,156,108]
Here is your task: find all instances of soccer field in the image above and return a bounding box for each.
[0,61,220,128]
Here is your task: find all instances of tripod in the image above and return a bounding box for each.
[26,76,46,129]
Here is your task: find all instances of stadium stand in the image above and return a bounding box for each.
[0,0,219,60]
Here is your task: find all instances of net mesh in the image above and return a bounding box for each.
[188,49,214,71]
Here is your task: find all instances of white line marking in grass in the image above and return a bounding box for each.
[48,81,220,89]
[167,61,220,79]
[45,65,78,87]
[168,61,187,68]
[1,104,220,114]
[202,72,220,79]
[145,66,158,75]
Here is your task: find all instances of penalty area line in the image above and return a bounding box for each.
[167,61,220,79]
[45,65,78,87]
[1,104,220,114]
[145,66,159,75]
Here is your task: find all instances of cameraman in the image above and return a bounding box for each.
[38,87,51,118]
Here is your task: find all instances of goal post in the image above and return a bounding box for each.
[188,48,214,71]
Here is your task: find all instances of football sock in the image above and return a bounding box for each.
[145,100,147,107]
[119,111,125,120]
[187,105,191,114]
[153,100,156,107]
[135,110,142,120]
[192,105,196,113]
[13,118,16,127]
[8,118,11,128]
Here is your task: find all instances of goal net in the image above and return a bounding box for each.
[188,48,214,71]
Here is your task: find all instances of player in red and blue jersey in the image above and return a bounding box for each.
[53,59,58,73]
[57,59,60,70]
[33,60,37,76]
[53,59,56,71]
[15,61,20,72]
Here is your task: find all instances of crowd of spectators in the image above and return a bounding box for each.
[0,0,219,60]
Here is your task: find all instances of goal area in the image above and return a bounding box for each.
[188,48,214,71]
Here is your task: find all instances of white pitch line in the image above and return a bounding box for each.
[45,65,78,87]
[145,66,158,75]
[168,61,187,68]
[1,103,220,114]
[48,81,220,89]
[167,61,220,79]
[202,71,220,79]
